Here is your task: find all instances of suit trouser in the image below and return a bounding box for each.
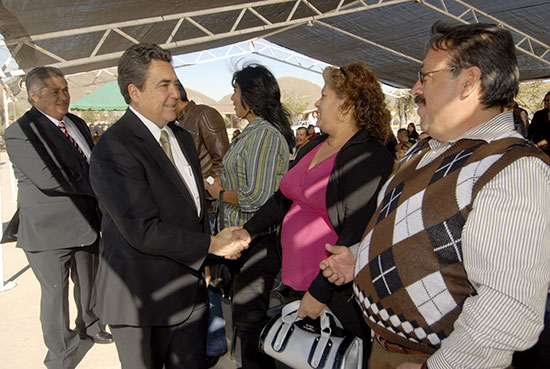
[25,243,100,369]
[232,233,280,369]
[110,287,208,369]
[369,339,427,369]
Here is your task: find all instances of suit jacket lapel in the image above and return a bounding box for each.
[124,110,199,215]
[28,108,89,169]
[170,122,205,218]
[67,112,94,150]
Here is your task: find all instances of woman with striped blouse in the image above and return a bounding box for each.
[204,63,294,369]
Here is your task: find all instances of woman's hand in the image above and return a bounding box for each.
[297,291,326,319]
[204,176,223,199]
[205,265,211,287]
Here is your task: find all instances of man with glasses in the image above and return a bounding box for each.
[320,21,550,369]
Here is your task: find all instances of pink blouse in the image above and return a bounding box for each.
[279,144,338,291]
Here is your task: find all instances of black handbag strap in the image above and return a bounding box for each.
[218,190,225,231]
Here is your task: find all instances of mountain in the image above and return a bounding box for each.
[187,89,217,105]
[277,76,321,110]
[217,76,321,110]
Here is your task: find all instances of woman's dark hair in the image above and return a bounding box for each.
[232,64,294,149]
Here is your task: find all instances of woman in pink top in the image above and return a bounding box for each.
[237,62,394,363]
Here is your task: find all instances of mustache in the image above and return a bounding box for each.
[414,95,426,105]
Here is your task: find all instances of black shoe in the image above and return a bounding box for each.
[206,355,221,368]
[91,331,114,344]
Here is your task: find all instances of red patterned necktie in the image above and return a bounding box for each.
[58,121,86,159]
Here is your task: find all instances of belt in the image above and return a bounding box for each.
[376,336,431,357]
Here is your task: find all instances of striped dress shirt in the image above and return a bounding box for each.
[410,112,550,368]
[220,117,289,227]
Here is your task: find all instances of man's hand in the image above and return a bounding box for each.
[319,244,355,285]
[232,228,251,244]
[209,226,249,257]
[223,228,252,260]
[297,291,326,319]
[204,176,223,199]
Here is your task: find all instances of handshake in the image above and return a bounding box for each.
[208,226,251,259]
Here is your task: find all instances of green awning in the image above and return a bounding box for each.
[70,81,127,111]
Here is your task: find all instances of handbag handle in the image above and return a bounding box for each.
[275,300,340,368]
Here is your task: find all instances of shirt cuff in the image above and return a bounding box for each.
[348,242,360,258]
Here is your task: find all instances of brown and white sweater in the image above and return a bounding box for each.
[353,131,549,355]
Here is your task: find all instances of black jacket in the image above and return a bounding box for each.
[90,109,210,326]
[244,129,393,303]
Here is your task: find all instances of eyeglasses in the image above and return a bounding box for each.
[417,66,456,83]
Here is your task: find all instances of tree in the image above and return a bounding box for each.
[386,93,417,128]
[282,92,308,123]
[516,80,549,116]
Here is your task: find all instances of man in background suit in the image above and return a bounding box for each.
[4,66,112,369]
[175,81,229,179]
[89,43,246,369]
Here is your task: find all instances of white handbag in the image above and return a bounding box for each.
[259,300,363,369]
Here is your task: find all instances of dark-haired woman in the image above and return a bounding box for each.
[234,61,394,365]
[205,64,294,369]
[408,122,420,142]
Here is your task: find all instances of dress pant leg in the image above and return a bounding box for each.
[25,248,93,369]
[166,288,208,369]
[206,286,228,356]
[110,286,208,369]
[232,233,279,369]
[70,242,102,336]
[206,208,228,357]
[110,325,154,369]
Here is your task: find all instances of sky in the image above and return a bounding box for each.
[172,39,326,101]
[0,37,326,102]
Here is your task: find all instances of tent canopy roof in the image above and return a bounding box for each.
[1,0,549,89]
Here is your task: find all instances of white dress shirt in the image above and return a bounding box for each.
[40,110,92,162]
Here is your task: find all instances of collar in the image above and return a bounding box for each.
[242,116,266,132]
[129,105,172,142]
[235,117,267,141]
[177,100,196,120]
[428,111,517,151]
[36,108,66,127]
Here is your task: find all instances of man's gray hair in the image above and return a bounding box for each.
[25,66,65,105]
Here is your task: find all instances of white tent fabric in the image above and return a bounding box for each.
[0,0,549,88]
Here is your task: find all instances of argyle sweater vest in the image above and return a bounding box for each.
[353,137,549,354]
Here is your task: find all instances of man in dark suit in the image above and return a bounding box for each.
[4,66,112,369]
[89,43,246,369]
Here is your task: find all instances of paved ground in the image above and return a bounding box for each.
[0,151,237,369]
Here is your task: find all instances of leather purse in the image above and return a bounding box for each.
[259,300,363,369]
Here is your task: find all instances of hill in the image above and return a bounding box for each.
[278,76,321,110]
[217,76,321,110]
[187,89,217,105]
